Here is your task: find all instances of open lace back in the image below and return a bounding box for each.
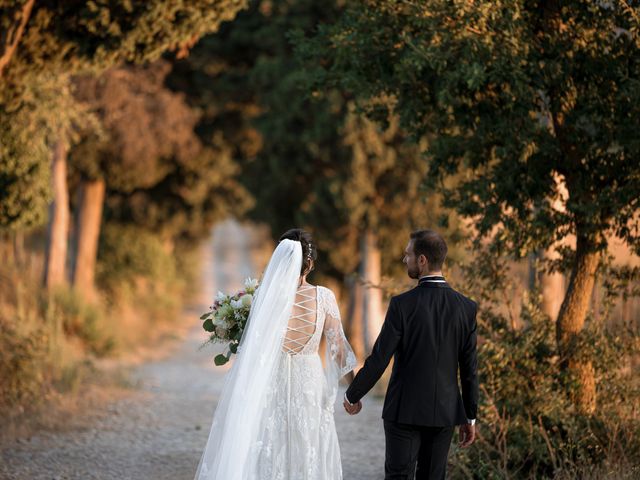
[282,285,317,354]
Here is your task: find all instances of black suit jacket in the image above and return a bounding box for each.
[346,277,478,426]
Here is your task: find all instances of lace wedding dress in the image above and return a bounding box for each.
[251,285,357,479]
[194,239,356,480]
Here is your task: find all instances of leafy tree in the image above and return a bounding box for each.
[0,0,248,288]
[68,61,251,298]
[297,0,640,412]
[0,0,34,77]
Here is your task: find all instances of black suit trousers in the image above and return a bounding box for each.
[383,420,454,480]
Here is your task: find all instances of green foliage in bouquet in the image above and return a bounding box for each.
[200,278,258,366]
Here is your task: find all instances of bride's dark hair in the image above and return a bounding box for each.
[279,228,317,275]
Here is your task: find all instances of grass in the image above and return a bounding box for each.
[0,232,198,438]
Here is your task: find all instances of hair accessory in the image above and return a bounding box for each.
[306,243,313,261]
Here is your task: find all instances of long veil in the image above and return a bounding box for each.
[195,239,302,480]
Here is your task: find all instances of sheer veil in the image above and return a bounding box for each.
[194,239,303,480]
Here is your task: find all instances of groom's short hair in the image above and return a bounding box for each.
[410,230,447,270]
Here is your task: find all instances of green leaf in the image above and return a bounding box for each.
[229,343,238,354]
[200,312,210,320]
[214,354,228,366]
[203,318,214,332]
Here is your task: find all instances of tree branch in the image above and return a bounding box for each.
[0,0,36,78]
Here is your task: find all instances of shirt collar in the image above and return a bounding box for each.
[418,275,447,286]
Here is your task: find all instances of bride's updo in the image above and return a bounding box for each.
[279,228,317,276]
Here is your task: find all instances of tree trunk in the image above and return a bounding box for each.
[360,229,384,352]
[12,230,25,267]
[539,173,570,321]
[621,285,631,328]
[0,0,35,78]
[0,232,9,264]
[591,281,600,324]
[360,229,388,395]
[345,275,365,366]
[539,249,565,321]
[43,140,70,290]
[527,252,537,291]
[71,178,106,300]
[556,234,599,414]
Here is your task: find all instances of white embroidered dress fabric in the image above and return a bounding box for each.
[252,285,357,480]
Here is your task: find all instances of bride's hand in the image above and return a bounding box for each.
[343,399,362,415]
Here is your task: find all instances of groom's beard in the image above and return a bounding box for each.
[407,262,420,279]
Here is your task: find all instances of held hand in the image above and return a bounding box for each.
[458,423,476,448]
[343,399,362,415]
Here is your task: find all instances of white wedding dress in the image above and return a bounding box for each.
[251,285,356,479]
[195,240,357,480]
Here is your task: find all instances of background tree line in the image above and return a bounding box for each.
[0,0,250,430]
[167,0,467,360]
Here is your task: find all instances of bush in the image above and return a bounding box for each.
[96,223,177,293]
[95,222,198,348]
[0,224,198,428]
[449,255,640,479]
[51,289,115,357]
[0,267,98,422]
[0,320,48,415]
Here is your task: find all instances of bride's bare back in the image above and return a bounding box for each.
[282,285,318,354]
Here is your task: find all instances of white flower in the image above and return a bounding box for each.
[215,321,230,337]
[244,278,259,290]
[241,294,253,308]
[231,298,243,309]
[216,291,227,301]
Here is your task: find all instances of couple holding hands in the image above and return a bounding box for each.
[195,228,478,480]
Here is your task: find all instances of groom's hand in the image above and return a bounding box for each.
[458,423,476,448]
[343,399,362,415]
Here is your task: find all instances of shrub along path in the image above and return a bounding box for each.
[0,220,385,480]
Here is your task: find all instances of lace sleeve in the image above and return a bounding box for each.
[322,287,357,406]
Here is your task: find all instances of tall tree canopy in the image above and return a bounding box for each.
[169,0,460,277]
[71,61,251,241]
[0,0,249,292]
[0,0,248,230]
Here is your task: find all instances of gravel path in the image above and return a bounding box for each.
[0,221,385,480]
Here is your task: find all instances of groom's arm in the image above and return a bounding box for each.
[345,297,402,404]
[459,304,479,421]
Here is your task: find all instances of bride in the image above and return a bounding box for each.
[194,228,358,480]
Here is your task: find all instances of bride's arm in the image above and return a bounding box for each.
[344,370,355,384]
[322,288,358,398]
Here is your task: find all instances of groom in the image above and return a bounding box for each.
[344,229,478,480]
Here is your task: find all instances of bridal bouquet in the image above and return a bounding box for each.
[200,278,259,365]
